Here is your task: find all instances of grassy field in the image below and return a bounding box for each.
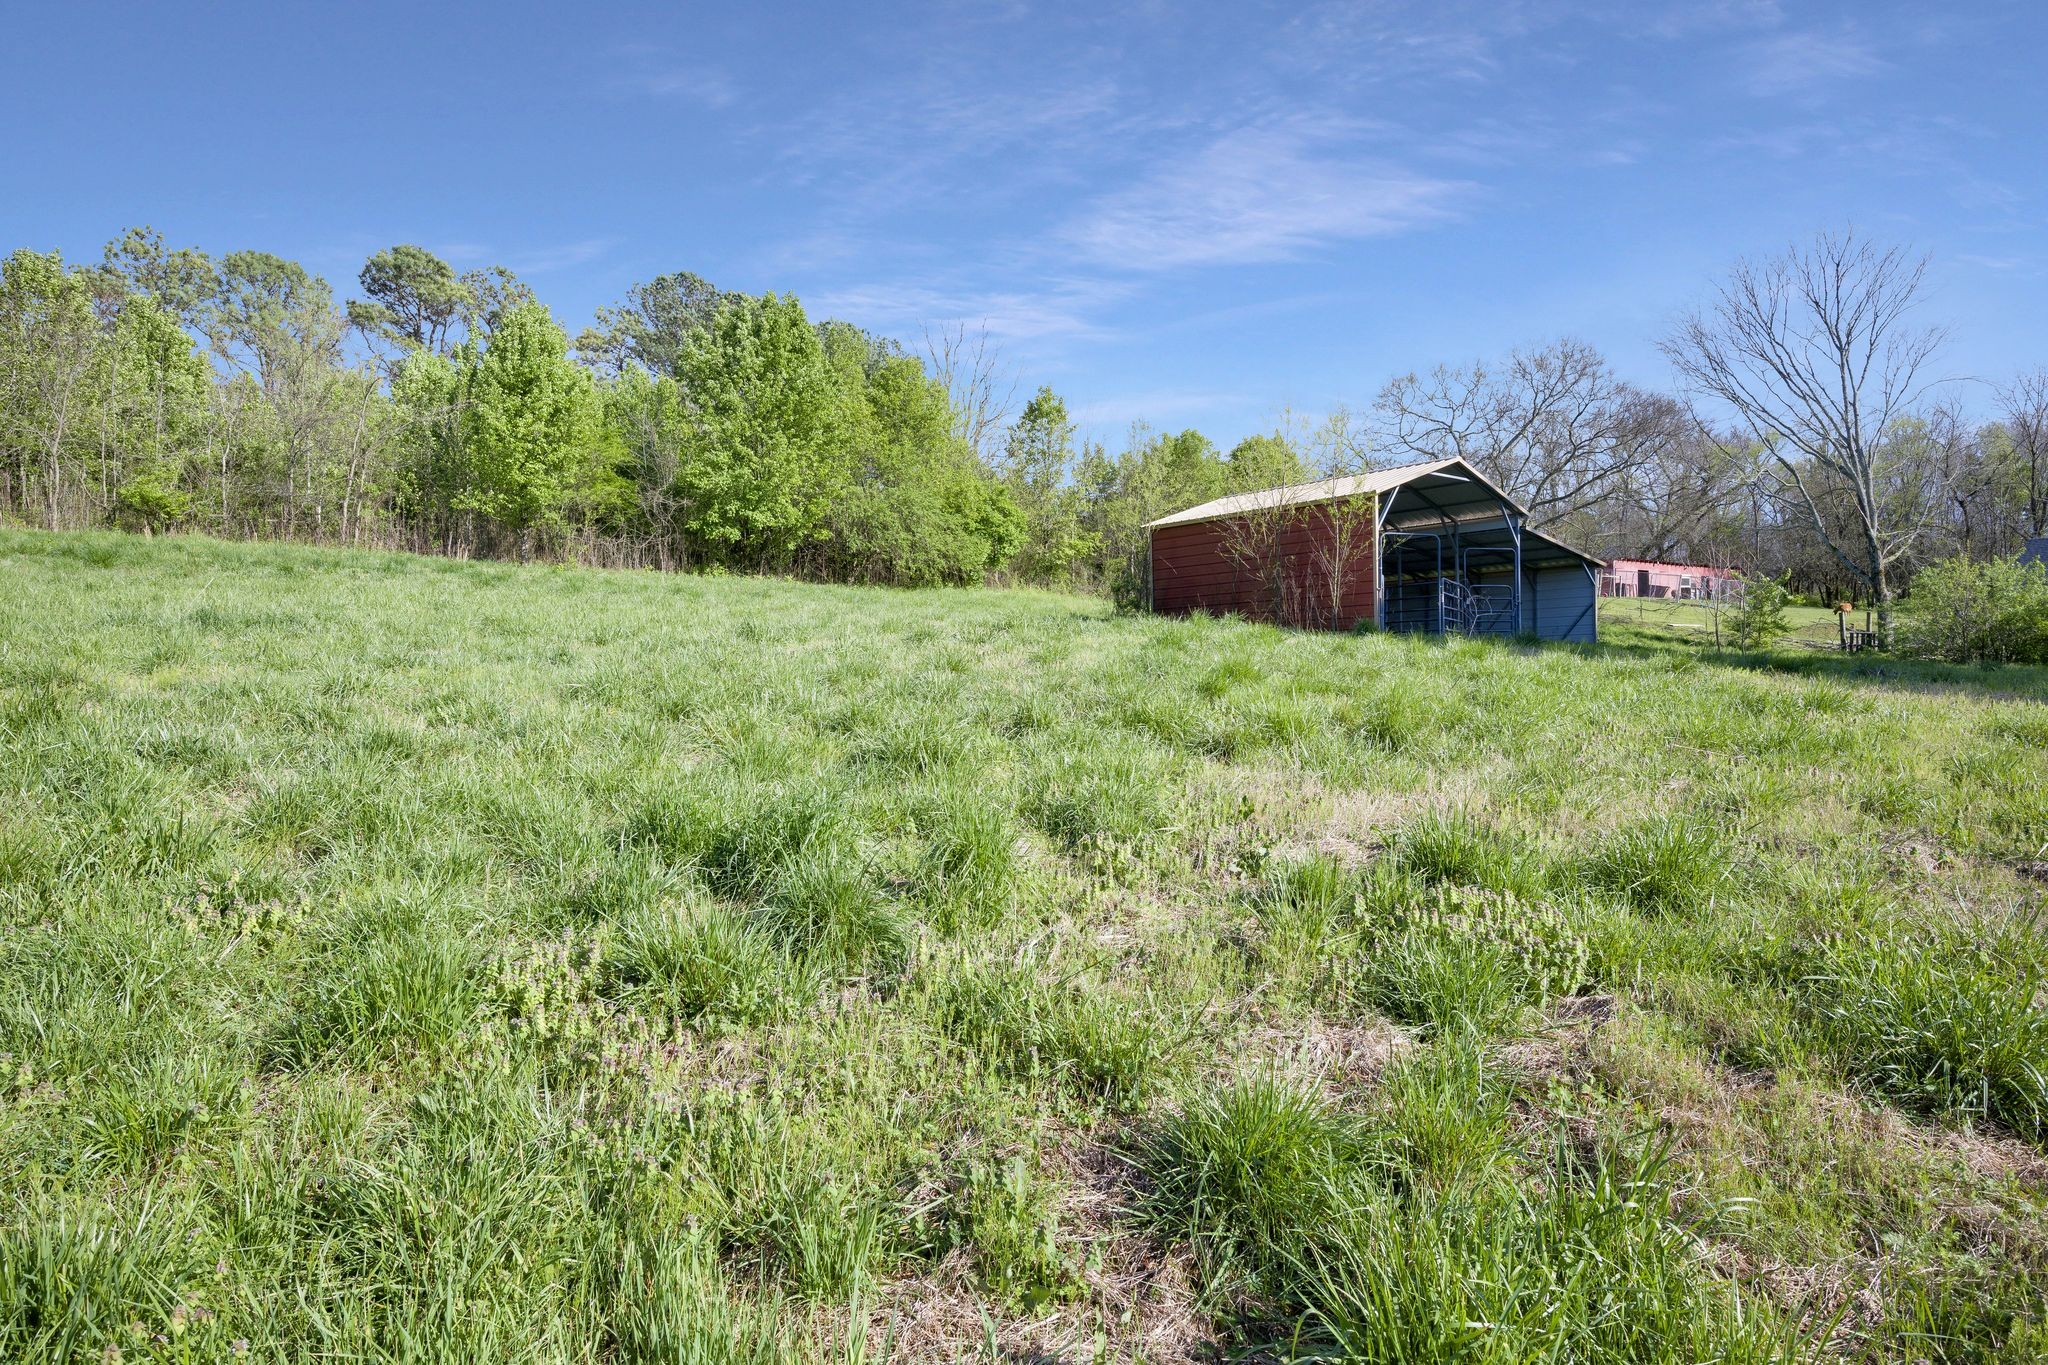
[1600,595,1849,651]
[2,530,2046,1364]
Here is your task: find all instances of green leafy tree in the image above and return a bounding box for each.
[577,271,734,378]
[204,252,354,536]
[451,302,607,544]
[457,266,535,342]
[673,292,855,566]
[1224,433,1308,491]
[1726,577,1792,650]
[1000,387,1091,582]
[349,245,470,354]
[603,366,693,551]
[104,291,211,529]
[1079,425,1230,608]
[100,226,218,330]
[0,250,106,527]
[817,330,1024,585]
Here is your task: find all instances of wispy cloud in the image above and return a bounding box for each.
[1071,388,1245,429]
[770,71,1133,214]
[1062,118,1467,271]
[803,277,1130,343]
[434,238,617,275]
[605,41,740,109]
[1636,0,1783,40]
[1270,1,1525,85]
[1743,28,1886,97]
[628,65,739,108]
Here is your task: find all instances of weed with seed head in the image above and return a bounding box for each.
[926,957,1177,1110]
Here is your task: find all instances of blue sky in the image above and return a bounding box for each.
[4,1,2044,447]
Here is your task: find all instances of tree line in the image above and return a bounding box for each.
[3,227,2043,626]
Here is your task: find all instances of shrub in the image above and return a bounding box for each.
[1726,576,1791,649]
[112,469,193,533]
[1898,556,2048,665]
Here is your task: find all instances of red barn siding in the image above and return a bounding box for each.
[1150,507,1377,631]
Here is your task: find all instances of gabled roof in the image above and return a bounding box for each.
[1146,457,1603,567]
[1145,458,1461,529]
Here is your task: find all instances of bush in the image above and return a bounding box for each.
[1725,576,1791,649]
[112,469,192,533]
[1898,556,2048,665]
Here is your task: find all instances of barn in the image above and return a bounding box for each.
[1146,458,1603,642]
[1599,557,1740,601]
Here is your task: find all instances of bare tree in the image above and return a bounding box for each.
[1374,338,1672,524]
[1607,419,1757,563]
[1662,231,1950,642]
[2001,369,2048,539]
[1305,489,1379,630]
[1215,485,1297,624]
[923,322,1017,463]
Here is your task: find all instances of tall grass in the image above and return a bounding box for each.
[3,530,2045,1360]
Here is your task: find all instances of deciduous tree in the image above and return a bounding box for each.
[1663,231,1951,642]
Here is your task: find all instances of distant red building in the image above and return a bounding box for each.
[1599,558,1739,601]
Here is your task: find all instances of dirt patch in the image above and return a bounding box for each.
[1231,1017,1414,1100]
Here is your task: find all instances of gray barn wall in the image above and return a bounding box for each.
[1528,565,1597,643]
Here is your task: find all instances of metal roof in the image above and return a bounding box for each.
[1146,457,1603,567]
[1145,459,1462,529]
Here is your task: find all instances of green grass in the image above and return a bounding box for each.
[3,529,2047,1362]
